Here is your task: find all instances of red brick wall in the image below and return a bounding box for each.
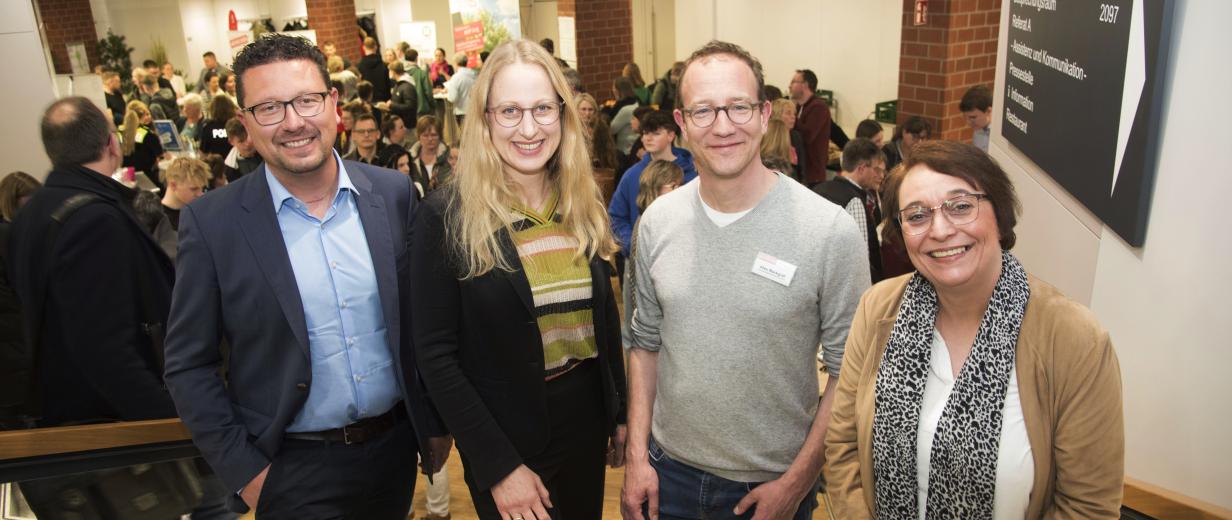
[897,0,1001,142]
[35,0,99,74]
[571,0,633,100]
[557,0,575,18]
[306,0,361,65]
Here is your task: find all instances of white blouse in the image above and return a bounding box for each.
[916,329,1034,519]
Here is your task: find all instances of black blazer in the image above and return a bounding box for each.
[6,165,176,426]
[163,161,441,503]
[410,190,626,491]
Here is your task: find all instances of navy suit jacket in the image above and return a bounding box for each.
[163,160,440,500]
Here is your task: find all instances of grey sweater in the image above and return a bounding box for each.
[630,174,869,482]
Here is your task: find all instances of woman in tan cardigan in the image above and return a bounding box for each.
[824,140,1124,519]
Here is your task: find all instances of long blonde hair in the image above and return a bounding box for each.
[121,100,150,156]
[761,118,792,163]
[450,39,617,279]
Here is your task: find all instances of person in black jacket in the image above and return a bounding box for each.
[7,96,176,427]
[357,37,392,102]
[385,61,418,130]
[812,138,886,283]
[411,39,627,520]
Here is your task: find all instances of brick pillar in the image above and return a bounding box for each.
[569,0,632,100]
[306,0,361,65]
[35,0,100,74]
[897,0,1001,142]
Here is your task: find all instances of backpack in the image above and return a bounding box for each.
[0,193,103,429]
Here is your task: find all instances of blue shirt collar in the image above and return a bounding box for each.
[266,150,357,212]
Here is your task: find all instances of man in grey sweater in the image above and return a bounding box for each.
[620,41,869,520]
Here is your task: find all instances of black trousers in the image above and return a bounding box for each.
[461,360,609,520]
[255,417,418,519]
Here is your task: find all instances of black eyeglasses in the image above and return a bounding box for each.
[680,101,761,128]
[897,193,989,235]
[243,92,330,126]
[486,102,563,128]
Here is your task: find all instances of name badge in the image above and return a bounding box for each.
[751,252,797,287]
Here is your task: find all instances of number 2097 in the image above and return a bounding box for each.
[1099,4,1120,23]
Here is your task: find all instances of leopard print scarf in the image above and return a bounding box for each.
[871,250,1029,519]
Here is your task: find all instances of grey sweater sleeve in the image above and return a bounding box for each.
[817,211,871,376]
[629,217,663,351]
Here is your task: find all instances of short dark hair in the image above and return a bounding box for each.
[633,106,656,125]
[41,97,112,168]
[539,38,555,54]
[795,69,818,91]
[224,118,247,141]
[404,48,419,62]
[763,85,783,101]
[353,112,378,129]
[882,140,1020,249]
[677,40,766,109]
[856,119,883,140]
[840,138,885,172]
[640,110,678,135]
[233,34,329,108]
[959,85,993,112]
[894,115,933,141]
[142,59,158,69]
[380,113,403,135]
[202,51,216,59]
[357,80,373,100]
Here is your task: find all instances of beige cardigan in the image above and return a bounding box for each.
[824,273,1124,519]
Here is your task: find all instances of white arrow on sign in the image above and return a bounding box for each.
[1112,0,1145,197]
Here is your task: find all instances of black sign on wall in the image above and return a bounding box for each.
[1001,0,1173,247]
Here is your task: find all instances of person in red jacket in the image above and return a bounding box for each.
[789,68,831,186]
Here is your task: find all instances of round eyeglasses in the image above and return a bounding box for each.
[487,102,563,128]
[243,92,330,126]
[681,101,760,128]
[897,193,989,235]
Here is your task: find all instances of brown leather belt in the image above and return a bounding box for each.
[284,404,406,445]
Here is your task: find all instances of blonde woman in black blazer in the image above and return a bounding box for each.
[410,39,626,520]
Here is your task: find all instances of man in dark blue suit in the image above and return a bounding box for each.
[164,34,445,518]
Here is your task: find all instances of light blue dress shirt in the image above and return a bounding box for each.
[265,156,401,432]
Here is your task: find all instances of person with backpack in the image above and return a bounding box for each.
[5,97,209,518]
[8,96,176,427]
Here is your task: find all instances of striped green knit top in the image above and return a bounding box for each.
[509,192,598,380]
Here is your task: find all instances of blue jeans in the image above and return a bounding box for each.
[647,437,818,520]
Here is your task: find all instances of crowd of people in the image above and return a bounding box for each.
[0,31,1123,520]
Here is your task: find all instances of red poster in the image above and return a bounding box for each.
[228,10,238,31]
[453,21,485,53]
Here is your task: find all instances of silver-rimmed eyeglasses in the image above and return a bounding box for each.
[680,101,759,128]
[487,102,563,128]
[243,92,330,126]
[898,193,989,235]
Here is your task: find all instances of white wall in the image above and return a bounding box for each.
[410,0,453,56]
[817,0,900,131]
[673,0,899,132]
[522,0,559,51]
[631,0,675,84]
[991,0,1232,510]
[104,0,191,77]
[2,0,56,180]
[374,0,411,57]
